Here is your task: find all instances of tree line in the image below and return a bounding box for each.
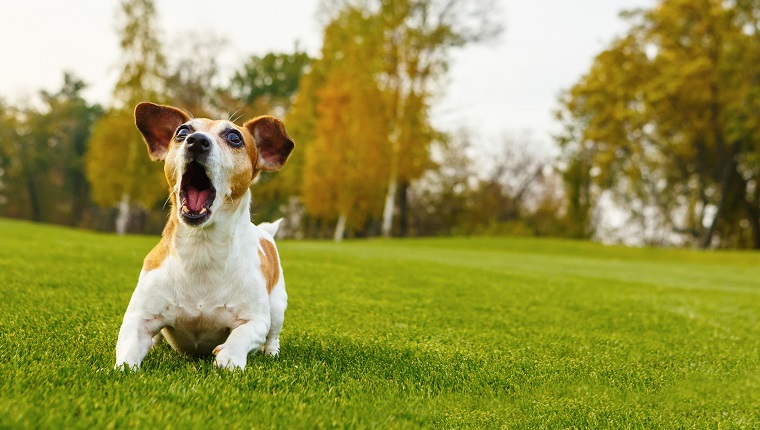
[0,0,565,240]
[557,0,760,248]
[4,0,758,247]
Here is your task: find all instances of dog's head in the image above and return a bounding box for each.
[134,102,294,228]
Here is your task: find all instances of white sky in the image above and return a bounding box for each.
[0,0,656,150]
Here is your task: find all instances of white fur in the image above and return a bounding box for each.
[115,119,287,371]
[258,219,282,237]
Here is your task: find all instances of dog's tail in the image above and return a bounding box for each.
[258,218,283,238]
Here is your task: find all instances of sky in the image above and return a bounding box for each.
[0,0,657,151]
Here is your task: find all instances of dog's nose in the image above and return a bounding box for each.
[186,133,212,154]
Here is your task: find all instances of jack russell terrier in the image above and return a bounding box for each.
[115,102,294,370]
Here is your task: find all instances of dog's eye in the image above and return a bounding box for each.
[225,130,243,147]
[176,126,190,140]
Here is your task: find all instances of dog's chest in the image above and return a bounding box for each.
[147,231,268,355]
[161,289,250,356]
[157,246,260,355]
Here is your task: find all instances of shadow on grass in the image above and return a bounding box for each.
[136,331,512,397]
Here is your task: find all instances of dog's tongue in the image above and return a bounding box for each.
[186,186,210,212]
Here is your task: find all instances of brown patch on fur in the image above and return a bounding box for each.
[228,124,257,200]
[228,161,254,200]
[258,238,280,294]
[143,214,176,271]
[173,312,228,337]
[241,124,260,169]
[163,307,246,356]
[244,116,294,171]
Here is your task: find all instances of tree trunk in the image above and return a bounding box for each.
[701,140,741,248]
[115,193,131,235]
[381,176,398,237]
[398,180,409,237]
[746,200,760,249]
[70,175,89,226]
[26,179,41,222]
[742,175,760,249]
[334,213,347,242]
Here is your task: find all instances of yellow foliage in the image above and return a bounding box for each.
[85,111,166,209]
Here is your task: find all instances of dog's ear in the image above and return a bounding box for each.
[134,102,190,161]
[244,116,295,172]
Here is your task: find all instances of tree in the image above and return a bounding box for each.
[374,0,503,237]
[406,130,476,236]
[222,49,313,224]
[0,104,47,221]
[111,0,166,111]
[478,133,555,222]
[407,130,566,237]
[0,100,10,213]
[165,35,226,117]
[0,74,101,225]
[301,7,391,241]
[85,0,168,234]
[292,0,502,239]
[38,74,103,225]
[557,0,760,248]
[226,48,312,118]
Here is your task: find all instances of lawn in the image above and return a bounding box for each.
[0,218,758,428]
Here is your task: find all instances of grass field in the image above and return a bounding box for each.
[0,218,758,428]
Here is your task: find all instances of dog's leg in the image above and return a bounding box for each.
[262,281,287,356]
[115,315,161,370]
[261,321,282,357]
[213,318,270,370]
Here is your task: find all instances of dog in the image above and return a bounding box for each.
[114,102,294,370]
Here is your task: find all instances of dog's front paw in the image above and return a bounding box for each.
[261,338,280,356]
[114,361,140,372]
[213,344,247,370]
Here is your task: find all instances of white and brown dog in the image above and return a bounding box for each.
[115,102,293,370]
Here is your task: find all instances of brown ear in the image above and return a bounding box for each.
[244,116,295,171]
[134,102,190,161]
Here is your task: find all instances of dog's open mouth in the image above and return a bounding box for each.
[179,161,216,225]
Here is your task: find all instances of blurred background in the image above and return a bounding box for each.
[4,0,760,249]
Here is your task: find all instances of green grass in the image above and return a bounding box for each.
[0,218,758,428]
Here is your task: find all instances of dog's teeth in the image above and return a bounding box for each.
[181,205,189,214]
[199,207,207,215]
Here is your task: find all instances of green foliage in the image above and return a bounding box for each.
[37,75,104,224]
[0,105,46,221]
[227,50,312,113]
[1,219,759,427]
[558,0,760,248]
[0,74,102,225]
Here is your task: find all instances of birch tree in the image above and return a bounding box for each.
[375,0,502,237]
[296,0,501,238]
